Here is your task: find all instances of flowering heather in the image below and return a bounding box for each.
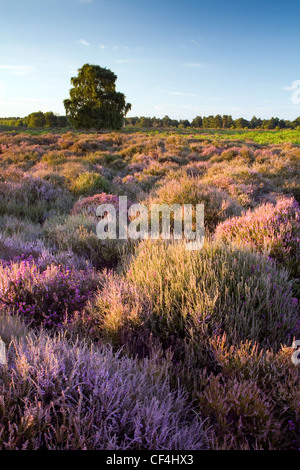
[152,175,242,230]
[71,193,121,216]
[0,259,100,327]
[0,331,205,450]
[200,144,223,158]
[112,175,147,200]
[0,175,60,202]
[86,239,299,352]
[215,196,300,279]
[201,163,277,208]
[0,175,73,222]
[1,128,300,450]
[43,213,127,270]
[0,233,46,263]
[36,249,93,271]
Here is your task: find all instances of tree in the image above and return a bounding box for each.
[55,115,67,127]
[222,115,234,128]
[26,111,46,128]
[63,63,131,130]
[162,115,172,127]
[138,117,152,128]
[179,119,190,128]
[250,116,262,129]
[234,117,249,129]
[44,111,58,127]
[191,116,202,128]
[212,114,222,128]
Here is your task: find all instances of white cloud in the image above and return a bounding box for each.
[99,44,106,49]
[76,39,90,46]
[0,65,35,75]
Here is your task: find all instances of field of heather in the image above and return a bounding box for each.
[0,128,300,450]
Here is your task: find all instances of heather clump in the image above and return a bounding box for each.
[152,175,242,230]
[0,176,73,222]
[0,259,100,327]
[43,213,128,270]
[71,193,122,216]
[112,175,147,201]
[69,171,110,196]
[0,233,46,262]
[86,239,299,353]
[0,331,206,450]
[215,196,300,280]
[189,335,300,450]
[201,163,278,208]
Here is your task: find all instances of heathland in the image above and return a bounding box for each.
[0,126,299,449]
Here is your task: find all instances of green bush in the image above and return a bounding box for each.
[86,239,298,352]
[69,172,110,196]
[43,214,128,270]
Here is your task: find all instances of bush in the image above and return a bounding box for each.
[152,175,242,230]
[215,197,300,280]
[0,176,73,222]
[0,331,206,449]
[86,240,299,352]
[0,259,100,328]
[0,233,46,263]
[191,334,300,449]
[71,193,121,216]
[201,164,277,208]
[43,214,128,270]
[70,172,110,196]
[197,372,280,449]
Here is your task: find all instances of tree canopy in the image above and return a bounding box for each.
[63,64,131,130]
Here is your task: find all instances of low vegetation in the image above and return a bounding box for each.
[0,127,299,449]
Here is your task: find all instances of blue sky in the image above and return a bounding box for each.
[0,0,299,120]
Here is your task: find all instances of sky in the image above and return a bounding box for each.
[0,0,300,120]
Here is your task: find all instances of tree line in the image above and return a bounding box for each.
[0,111,68,128]
[126,114,300,130]
[1,112,300,131]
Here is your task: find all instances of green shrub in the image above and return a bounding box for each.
[0,177,73,223]
[70,172,110,196]
[152,175,242,230]
[43,214,128,270]
[86,239,298,352]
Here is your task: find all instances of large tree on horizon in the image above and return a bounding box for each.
[64,63,131,130]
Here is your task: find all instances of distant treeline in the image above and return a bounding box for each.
[126,115,300,130]
[0,111,68,128]
[1,111,300,130]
